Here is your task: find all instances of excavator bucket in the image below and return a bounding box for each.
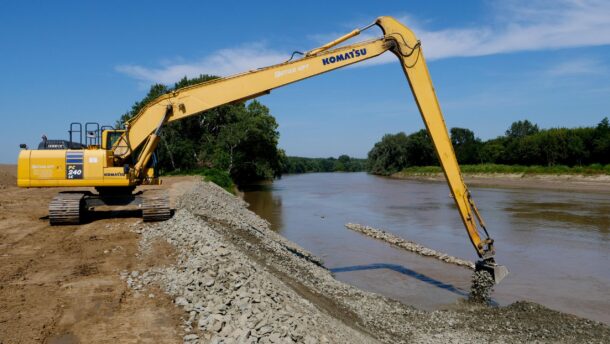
[476,260,509,284]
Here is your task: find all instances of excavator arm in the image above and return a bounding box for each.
[115,16,507,283]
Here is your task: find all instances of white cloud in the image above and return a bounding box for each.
[117,0,610,84]
[413,0,610,59]
[308,1,610,60]
[116,43,287,84]
[547,58,606,76]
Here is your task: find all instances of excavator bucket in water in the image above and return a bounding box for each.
[476,260,509,284]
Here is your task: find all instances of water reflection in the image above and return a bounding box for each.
[241,182,284,231]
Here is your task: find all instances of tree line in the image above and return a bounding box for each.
[281,155,367,174]
[117,75,283,186]
[120,77,609,183]
[367,118,610,175]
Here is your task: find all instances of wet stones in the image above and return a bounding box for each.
[468,269,495,304]
[345,223,476,270]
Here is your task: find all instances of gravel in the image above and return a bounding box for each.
[125,180,610,344]
[468,270,495,304]
[345,223,476,269]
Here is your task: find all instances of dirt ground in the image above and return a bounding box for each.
[0,165,188,343]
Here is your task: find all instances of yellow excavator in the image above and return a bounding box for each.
[17,16,508,283]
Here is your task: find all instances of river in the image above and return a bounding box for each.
[241,172,610,324]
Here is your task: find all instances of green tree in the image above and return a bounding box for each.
[405,129,437,167]
[335,155,351,171]
[450,127,481,164]
[479,138,506,163]
[118,75,282,185]
[505,120,539,139]
[367,133,409,175]
[592,117,610,164]
[369,117,610,173]
[115,83,169,129]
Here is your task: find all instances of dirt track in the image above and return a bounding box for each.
[1,164,609,343]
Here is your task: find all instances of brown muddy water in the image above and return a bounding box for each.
[241,172,610,324]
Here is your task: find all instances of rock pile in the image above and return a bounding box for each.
[127,209,373,344]
[123,180,610,344]
[345,223,475,270]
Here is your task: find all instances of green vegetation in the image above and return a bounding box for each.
[117,75,282,186]
[165,167,235,193]
[399,163,610,176]
[368,118,610,176]
[281,155,367,173]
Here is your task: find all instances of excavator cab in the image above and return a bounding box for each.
[102,129,125,150]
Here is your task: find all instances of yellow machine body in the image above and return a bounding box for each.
[17,149,157,187]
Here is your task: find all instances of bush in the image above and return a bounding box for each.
[163,168,235,193]
[200,168,235,193]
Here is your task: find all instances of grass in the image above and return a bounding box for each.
[162,167,235,193]
[398,163,610,176]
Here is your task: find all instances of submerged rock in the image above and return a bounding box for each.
[345,223,475,270]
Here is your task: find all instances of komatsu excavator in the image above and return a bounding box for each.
[17,17,508,283]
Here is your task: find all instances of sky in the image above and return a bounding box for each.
[1,0,609,162]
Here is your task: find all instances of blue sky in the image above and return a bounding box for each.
[1,0,609,162]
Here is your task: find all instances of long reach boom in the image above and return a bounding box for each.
[18,16,508,283]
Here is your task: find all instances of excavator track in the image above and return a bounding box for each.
[49,192,86,225]
[141,190,171,222]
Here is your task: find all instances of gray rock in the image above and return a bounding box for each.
[210,318,224,333]
[258,325,272,336]
[175,296,190,306]
[183,334,199,341]
[202,277,215,287]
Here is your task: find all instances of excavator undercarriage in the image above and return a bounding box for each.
[48,188,170,225]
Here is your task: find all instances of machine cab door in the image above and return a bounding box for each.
[101,129,125,150]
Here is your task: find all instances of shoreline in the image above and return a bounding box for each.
[139,178,609,343]
[391,171,610,193]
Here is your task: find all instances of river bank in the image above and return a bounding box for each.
[391,171,610,193]
[131,178,609,343]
